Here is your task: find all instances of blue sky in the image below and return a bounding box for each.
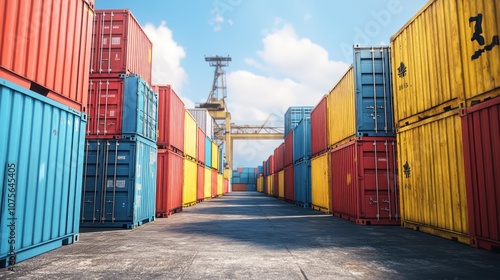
[95,0,428,168]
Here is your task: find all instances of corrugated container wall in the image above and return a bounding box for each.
[398,111,469,243]
[196,127,206,165]
[461,97,500,251]
[211,170,218,198]
[327,67,355,147]
[196,164,205,202]
[184,110,197,159]
[154,85,185,152]
[284,131,294,167]
[293,118,312,163]
[156,149,183,217]
[204,167,212,199]
[205,137,212,168]
[273,173,279,197]
[188,108,214,139]
[91,10,152,85]
[391,0,500,124]
[211,142,219,170]
[284,166,295,202]
[311,152,331,213]
[284,106,313,137]
[310,96,328,157]
[0,0,94,113]
[183,158,197,206]
[278,170,285,199]
[294,160,311,206]
[0,79,86,268]
[267,155,275,175]
[223,179,229,194]
[81,137,157,228]
[331,138,399,225]
[257,176,264,192]
[274,143,285,171]
[353,46,395,137]
[266,175,274,196]
[217,174,223,196]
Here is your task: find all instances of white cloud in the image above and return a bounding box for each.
[143,21,187,90]
[209,12,225,31]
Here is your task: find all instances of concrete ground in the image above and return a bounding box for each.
[1,192,500,279]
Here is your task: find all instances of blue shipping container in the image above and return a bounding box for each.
[353,46,395,137]
[205,137,212,168]
[284,106,313,137]
[121,74,158,142]
[0,79,86,268]
[246,184,257,191]
[81,137,157,228]
[294,160,311,206]
[293,118,311,163]
[257,165,264,175]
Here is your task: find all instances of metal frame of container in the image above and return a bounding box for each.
[154,85,185,154]
[183,157,197,207]
[81,137,157,228]
[311,96,329,157]
[330,137,399,225]
[156,149,183,217]
[461,97,500,251]
[0,0,94,113]
[90,9,153,85]
[0,78,86,268]
[398,110,469,243]
[311,152,331,214]
[391,0,500,126]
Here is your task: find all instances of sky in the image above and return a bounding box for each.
[95,0,428,168]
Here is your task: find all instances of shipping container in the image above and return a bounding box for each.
[223,179,229,194]
[257,176,264,192]
[267,155,275,175]
[91,9,152,85]
[273,173,279,198]
[156,149,183,217]
[284,106,313,137]
[188,108,214,139]
[224,169,231,179]
[246,184,256,191]
[266,175,274,196]
[196,127,206,165]
[211,170,218,198]
[331,138,399,225]
[461,97,500,251]
[278,170,285,199]
[0,0,94,113]
[284,165,295,202]
[87,74,158,142]
[197,164,205,202]
[184,110,197,159]
[294,160,311,207]
[391,0,500,125]
[183,158,197,207]
[293,118,312,163]
[232,184,247,192]
[398,110,469,243]
[217,174,223,196]
[211,141,219,170]
[204,167,212,199]
[0,78,86,268]
[311,152,331,214]
[81,137,157,228]
[327,67,355,147]
[274,143,285,172]
[205,137,212,168]
[310,96,328,157]
[154,85,185,152]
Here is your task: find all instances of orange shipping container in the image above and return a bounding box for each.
[0,0,94,113]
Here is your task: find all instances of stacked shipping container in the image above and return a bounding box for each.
[232,168,259,191]
[293,118,312,207]
[0,0,94,267]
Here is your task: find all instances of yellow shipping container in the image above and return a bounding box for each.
[217,174,223,196]
[183,158,197,207]
[257,176,264,192]
[211,141,219,170]
[327,66,355,147]
[204,167,212,199]
[311,152,331,213]
[184,110,197,158]
[398,110,469,244]
[224,169,231,179]
[266,175,273,196]
[391,0,500,125]
[278,170,285,199]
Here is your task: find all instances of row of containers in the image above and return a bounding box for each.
[257,0,500,252]
[232,167,263,191]
[0,4,229,268]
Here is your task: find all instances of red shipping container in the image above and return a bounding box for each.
[273,144,285,172]
[461,97,500,251]
[0,0,94,113]
[284,165,294,202]
[284,131,294,168]
[211,169,218,198]
[263,161,267,176]
[330,137,399,225]
[197,127,206,165]
[232,184,247,192]
[223,179,229,194]
[268,155,275,175]
[311,96,328,157]
[91,10,152,85]
[154,85,185,153]
[86,77,124,138]
[156,149,183,217]
[197,164,205,202]
[273,173,279,198]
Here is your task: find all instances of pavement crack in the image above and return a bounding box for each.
[180,251,198,280]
